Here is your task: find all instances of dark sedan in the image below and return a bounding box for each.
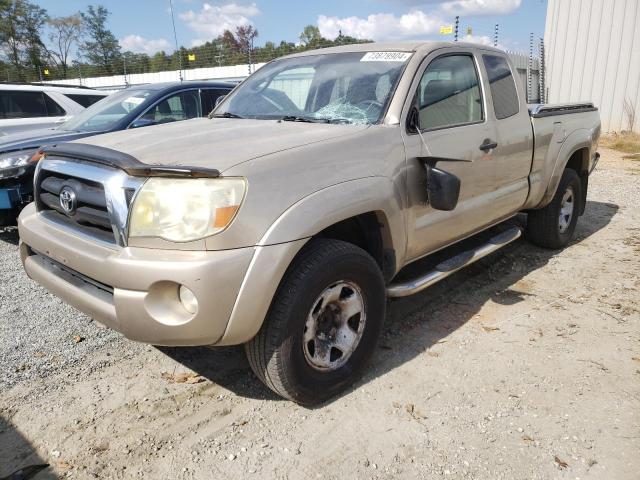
[0,80,234,225]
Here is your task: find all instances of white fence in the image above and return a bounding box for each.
[45,53,541,102]
[45,63,266,90]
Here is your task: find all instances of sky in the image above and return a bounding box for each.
[34,0,548,55]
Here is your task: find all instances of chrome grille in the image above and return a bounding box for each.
[38,172,112,234]
[35,157,144,246]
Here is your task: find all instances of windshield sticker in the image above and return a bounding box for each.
[123,96,145,106]
[121,96,146,112]
[361,52,412,62]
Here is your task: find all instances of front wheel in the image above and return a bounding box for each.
[245,239,386,405]
[527,168,582,249]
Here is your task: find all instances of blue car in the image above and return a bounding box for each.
[0,80,234,226]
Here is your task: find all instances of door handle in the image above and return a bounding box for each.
[479,139,498,151]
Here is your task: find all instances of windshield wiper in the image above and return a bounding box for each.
[279,115,330,124]
[322,117,354,125]
[210,111,245,119]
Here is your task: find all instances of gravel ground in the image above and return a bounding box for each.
[0,147,638,479]
[0,229,130,390]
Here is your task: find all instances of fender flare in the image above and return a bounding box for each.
[537,129,592,209]
[258,176,406,262]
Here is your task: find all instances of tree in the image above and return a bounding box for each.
[80,5,121,75]
[299,25,320,47]
[149,51,171,72]
[221,29,239,50]
[235,25,258,68]
[0,0,48,80]
[0,0,22,76]
[235,25,258,54]
[19,1,48,74]
[46,14,82,78]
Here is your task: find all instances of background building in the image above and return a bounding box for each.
[544,0,640,132]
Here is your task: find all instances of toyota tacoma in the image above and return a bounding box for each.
[18,42,600,405]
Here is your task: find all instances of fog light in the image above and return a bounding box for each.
[179,285,198,314]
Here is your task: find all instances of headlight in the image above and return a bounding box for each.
[128,177,246,242]
[0,149,42,178]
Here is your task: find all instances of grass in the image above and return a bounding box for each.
[600,132,640,159]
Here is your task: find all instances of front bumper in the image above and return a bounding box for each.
[18,203,255,346]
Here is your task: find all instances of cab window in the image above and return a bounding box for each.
[416,54,483,130]
[482,55,519,119]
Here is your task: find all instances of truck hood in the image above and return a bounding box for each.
[72,117,368,172]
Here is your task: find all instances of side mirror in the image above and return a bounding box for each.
[130,118,155,129]
[425,164,461,211]
[215,95,227,107]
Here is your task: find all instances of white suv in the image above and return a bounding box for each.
[0,84,108,136]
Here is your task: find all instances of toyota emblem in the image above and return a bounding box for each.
[59,187,77,215]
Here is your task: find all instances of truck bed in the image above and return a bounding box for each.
[524,102,601,211]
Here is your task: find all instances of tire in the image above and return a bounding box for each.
[245,238,386,405]
[527,168,582,249]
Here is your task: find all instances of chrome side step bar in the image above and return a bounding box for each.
[386,227,522,298]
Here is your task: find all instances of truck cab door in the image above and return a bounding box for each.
[400,49,531,262]
[401,49,496,261]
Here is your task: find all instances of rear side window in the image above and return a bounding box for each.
[482,55,519,119]
[43,94,66,116]
[201,88,231,115]
[417,54,483,130]
[0,91,48,118]
[63,93,106,108]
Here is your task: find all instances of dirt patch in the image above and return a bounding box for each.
[1,148,638,479]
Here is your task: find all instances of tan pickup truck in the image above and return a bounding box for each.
[18,42,600,405]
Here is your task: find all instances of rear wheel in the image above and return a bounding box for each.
[527,168,582,249]
[245,239,386,405]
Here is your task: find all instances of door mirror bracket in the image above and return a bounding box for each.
[407,106,420,134]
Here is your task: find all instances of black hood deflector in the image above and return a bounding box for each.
[41,143,220,178]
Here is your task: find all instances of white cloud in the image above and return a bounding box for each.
[460,33,504,49]
[179,2,260,43]
[440,0,521,16]
[120,35,172,55]
[318,10,442,41]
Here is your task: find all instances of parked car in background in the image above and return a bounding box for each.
[17,42,600,404]
[0,81,235,226]
[0,83,109,136]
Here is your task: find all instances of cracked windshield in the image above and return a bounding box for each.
[216,51,411,124]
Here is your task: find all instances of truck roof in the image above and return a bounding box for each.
[283,41,507,59]
[116,80,238,91]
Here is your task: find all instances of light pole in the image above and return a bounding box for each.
[168,0,183,81]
